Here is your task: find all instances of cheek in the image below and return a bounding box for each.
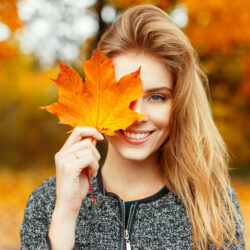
[105,134,120,145]
[148,104,171,129]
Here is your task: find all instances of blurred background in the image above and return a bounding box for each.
[0,0,249,249]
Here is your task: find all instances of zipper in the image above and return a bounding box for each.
[122,201,135,250]
[104,194,135,250]
[124,228,131,250]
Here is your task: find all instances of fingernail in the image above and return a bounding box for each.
[98,133,104,140]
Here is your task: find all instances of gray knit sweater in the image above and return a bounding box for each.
[20,166,245,249]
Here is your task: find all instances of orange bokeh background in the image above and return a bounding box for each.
[0,0,249,248]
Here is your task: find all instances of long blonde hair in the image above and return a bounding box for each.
[98,4,244,249]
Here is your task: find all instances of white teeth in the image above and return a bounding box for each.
[135,134,141,139]
[122,131,150,139]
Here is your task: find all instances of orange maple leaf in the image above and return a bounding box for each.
[39,46,147,135]
[39,46,148,206]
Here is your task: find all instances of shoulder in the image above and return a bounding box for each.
[225,186,245,248]
[228,186,245,228]
[29,176,56,198]
[230,187,243,214]
[20,177,56,248]
[24,176,56,213]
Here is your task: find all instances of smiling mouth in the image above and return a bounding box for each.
[119,129,155,140]
[121,130,152,139]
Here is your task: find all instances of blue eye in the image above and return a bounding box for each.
[149,94,167,102]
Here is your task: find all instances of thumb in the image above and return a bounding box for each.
[86,136,96,146]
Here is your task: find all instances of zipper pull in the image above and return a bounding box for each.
[124,229,131,250]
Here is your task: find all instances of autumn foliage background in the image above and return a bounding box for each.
[0,0,249,249]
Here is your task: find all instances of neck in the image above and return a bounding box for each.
[101,143,165,201]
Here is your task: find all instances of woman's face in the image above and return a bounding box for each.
[105,50,174,161]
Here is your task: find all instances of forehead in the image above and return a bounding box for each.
[112,50,174,91]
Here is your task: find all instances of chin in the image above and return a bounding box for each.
[115,147,153,162]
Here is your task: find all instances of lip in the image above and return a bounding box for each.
[117,130,155,145]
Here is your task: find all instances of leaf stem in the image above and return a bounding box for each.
[87,168,97,206]
[87,136,97,206]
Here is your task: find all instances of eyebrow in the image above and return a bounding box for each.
[143,87,173,93]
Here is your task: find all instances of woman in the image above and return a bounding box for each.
[20,4,245,250]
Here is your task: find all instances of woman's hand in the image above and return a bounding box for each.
[54,126,104,215]
[49,126,103,249]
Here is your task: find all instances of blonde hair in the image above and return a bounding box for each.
[98,4,244,249]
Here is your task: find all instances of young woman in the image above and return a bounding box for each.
[20,5,245,250]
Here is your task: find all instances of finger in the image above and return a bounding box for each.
[70,148,100,163]
[59,139,101,161]
[61,126,104,151]
[86,137,97,147]
[56,149,99,172]
[65,154,99,178]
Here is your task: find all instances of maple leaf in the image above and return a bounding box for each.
[39,46,148,206]
[39,46,147,135]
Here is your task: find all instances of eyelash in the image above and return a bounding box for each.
[148,94,167,102]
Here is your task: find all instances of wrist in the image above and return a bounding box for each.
[48,206,79,250]
[54,202,80,219]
